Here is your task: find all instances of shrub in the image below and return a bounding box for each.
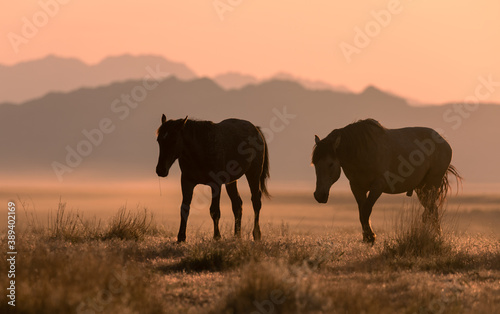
[104,206,158,241]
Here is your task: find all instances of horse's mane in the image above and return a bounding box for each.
[183,120,217,147]
[312,119,386,163]
[343,118,385,134]
[340,119,386,146]
[184,119,216,132]
[157,119,216,137]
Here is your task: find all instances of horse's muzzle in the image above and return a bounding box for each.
[314,191,328,203]
[156,167,168,177]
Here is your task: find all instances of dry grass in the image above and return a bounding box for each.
[21,199,163,242]
[1,199,499,313]
[383,200,449,257]
[48,201,103,242]
[379,200,492,273]
[104,206,159,240]
[166,236,342,273]
[0,235,168,313]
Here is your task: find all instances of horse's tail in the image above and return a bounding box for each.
[257,127,271,198]
[437,164,462,206]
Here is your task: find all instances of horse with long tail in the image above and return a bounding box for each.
[156,115,270,242]
[312,119,461,244]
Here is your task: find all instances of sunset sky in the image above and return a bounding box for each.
[2,0,500,104]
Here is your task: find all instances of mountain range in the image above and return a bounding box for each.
[0,55,350,104]
[1,69,498,188]
[0,55,196,104]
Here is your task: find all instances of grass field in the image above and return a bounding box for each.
[1,181,499,313]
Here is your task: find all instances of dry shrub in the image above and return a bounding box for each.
[48,201,102,242]
[381,199,479,272]
[21,199,163,242]
[104,206,158,240]
[21,198,101,242]
[383,198,450,257]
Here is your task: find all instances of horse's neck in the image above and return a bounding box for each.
[181,122,216,160]
[337,131,384,181]
[336,135,360,171]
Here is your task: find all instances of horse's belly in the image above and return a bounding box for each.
[381,163,430,194]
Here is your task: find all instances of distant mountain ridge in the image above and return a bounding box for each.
[1,76,498,188]
[0,54,196,104]
[1,55,362,105]
[212,71,351,93]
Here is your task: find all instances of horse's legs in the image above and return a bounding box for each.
[246,173,262,241]
[210,184,222,240]
[226,181,243,238]
[351,183,381,244]
[177,177,195,242]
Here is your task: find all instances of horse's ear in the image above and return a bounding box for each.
[333,135,341,151]
[314,135,320,144]
[161,114,166,124]
[181,116,188,128]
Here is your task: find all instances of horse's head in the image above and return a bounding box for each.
[312,134,341,203]
[156,114,188,177]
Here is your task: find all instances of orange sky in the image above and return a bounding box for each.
[2,0,500,104]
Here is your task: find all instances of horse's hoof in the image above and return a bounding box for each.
[362,234,376,245]
[252,229,262,241]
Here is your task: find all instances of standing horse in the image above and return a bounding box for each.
[312,119,461,243]
[156,115,270,242]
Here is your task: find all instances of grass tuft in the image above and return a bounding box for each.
[21,199,163,242]
[379,199,484,273]
[48,200,102,242]
[383,199,450,257]
[104,206,158,240]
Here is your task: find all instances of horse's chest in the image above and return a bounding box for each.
[179,152,225,183]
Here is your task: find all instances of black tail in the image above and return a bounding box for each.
[257,127,271,198]
[437,164,463,206]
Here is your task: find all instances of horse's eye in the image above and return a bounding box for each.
[163,132,168,139]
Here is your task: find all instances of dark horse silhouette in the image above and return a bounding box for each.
[312,119,461,243]
[156,115,270,242]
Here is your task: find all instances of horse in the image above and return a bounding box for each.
[156,114,270,242]
[312,119,461,243]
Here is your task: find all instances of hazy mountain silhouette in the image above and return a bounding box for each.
[0,54,196,104]
[213,72,259,89]
[213,71,351,93]
[270,72,351,93]
[1,55,353,104]
[1,76,498,187]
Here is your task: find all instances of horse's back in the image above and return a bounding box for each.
[386,126,451,157]
[216,118,261,140]
[217,118,257,131]
[214,118,265,167]
[377,126,452,193]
